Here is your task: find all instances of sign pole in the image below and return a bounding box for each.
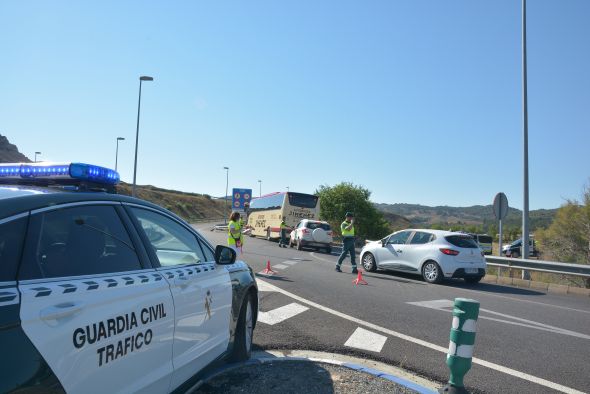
[493,192,509,278]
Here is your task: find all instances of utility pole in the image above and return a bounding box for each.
[521,0,531,279]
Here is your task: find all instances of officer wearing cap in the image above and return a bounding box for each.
[336,212,357,273]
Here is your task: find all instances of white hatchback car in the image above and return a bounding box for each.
[289,219,333,253]
[360,229,486,284]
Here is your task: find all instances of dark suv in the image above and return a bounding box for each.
[502,239,539,258]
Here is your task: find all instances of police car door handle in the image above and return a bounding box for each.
[40,301,85,321]
[396,249,403,253]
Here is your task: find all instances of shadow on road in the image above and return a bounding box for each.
[366,270,545,295]
[255,274,294,283]
[444,281,546,296]
[364,271,427,286]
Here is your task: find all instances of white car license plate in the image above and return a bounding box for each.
[465,268,479,274]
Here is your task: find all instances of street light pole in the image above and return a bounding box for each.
[115,137,125,172]
[34,151,41,163]
[287,186,290,192]
[258,180,262,197]
[224,167,229,219]
[132,76,154,197]
[522,0,530,268]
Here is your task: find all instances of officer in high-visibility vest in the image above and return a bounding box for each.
[228,211,243,255]
[278,217,289,248]
[336,212,357,273]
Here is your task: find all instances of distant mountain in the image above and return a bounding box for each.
[0,134,31,163]
[374,202,556,230]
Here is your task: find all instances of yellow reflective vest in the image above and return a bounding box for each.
[341,220,355,237]
[228,220,242,246]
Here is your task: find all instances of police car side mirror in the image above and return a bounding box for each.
[215,245,236,265]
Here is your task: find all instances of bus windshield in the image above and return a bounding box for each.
[288,192,318,208]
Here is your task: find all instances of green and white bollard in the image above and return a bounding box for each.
[439,298,480,394]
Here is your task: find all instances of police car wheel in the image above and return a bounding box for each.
[230,294,254,362]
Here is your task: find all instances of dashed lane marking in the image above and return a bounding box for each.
[272,264,289,270]
[344,327,388,353]
[256,279,585,394]
[282,260,301,265]
[257,302,309,326]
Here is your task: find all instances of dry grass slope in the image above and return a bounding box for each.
[117,183,228,222]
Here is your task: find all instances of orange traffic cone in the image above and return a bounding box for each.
[352,269,368,286]
[262,260,277,275]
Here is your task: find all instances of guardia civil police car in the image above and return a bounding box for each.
[0,162,258,393]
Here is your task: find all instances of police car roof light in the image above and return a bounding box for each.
[0,163,120,185]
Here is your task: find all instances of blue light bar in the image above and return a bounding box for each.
[0,163,120,185]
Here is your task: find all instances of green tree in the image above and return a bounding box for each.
[316,182,391,241]
[537,182,590,287]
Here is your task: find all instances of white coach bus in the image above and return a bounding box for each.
[247,192,320,240]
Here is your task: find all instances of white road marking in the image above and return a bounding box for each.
[344,327,388,353]
[272,264,289,270]
[282,260,300,265]
[257,279,584,394]
[257,302,309,326]
[256,280,276,292]
[407,299,590,340]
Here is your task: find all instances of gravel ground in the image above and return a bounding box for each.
[196,361,419,394]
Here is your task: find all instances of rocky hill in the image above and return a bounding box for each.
[0,134,31,162]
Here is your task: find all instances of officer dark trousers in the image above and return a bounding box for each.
[337,237,356,267]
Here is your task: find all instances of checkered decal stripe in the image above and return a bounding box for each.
[0,287,19,306]
[159,263,216,279]
[25,272,166,297]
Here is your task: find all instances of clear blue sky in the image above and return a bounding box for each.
[1,1,588,209]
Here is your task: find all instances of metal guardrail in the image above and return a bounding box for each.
[485,256,590,278]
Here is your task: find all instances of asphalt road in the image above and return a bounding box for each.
[196,224,590,394]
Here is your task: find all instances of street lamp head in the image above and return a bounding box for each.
[35,151,41,155]
[223,166,229,170]
[140,76,154,81]
[117,137,125,141]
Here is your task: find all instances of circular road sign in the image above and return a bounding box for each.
[493,192,509,220]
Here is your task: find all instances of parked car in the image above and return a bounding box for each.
[0,162,258,393]
[360,229,486,284]
[502,238,539,258]
[289,219,333,253]
[469,233,493,255]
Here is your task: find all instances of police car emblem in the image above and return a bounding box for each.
[205,290,213,320]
